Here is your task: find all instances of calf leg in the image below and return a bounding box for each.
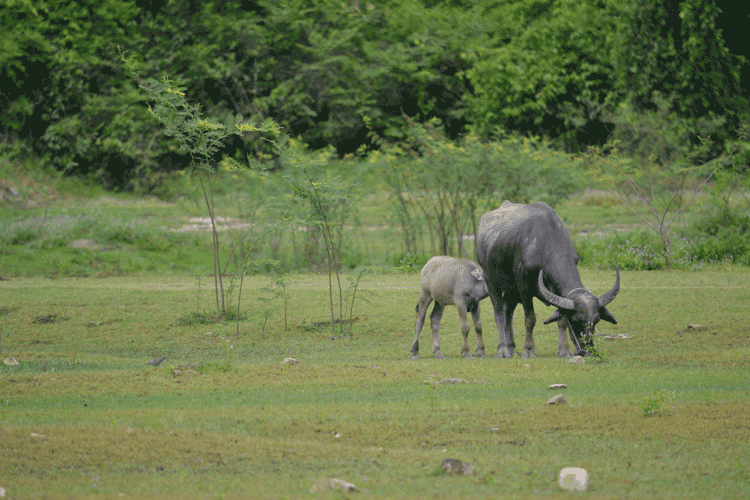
[471,302,486,357]
[430,302,446,359]
[410,295,433,359]
[456,304,472,358]
[557,317,573,358]
[520,300,537,359]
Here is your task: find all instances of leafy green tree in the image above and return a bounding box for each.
[461,0,621,150]
[1,0,158,185]
[614,0,748,160]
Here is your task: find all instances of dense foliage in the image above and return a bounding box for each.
[2,0,748,190]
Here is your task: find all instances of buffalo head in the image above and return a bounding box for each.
[537,267,620,356]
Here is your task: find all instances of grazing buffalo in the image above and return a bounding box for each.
[410,256,490,359]
[476,201,620,358]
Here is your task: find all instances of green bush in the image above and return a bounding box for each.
[575,229,700,271]
[680,207,750,265]
[392,252,429,272]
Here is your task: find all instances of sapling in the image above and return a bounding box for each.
[132,64,278,317]
[345,267,372,338]
[261,137,357,336]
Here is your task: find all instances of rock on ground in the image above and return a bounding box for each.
[547,394,567,405]
[440,378,468,384]
[549,383,567,389]
[569,356,586,365]
[310,477,358,493]
[558,467,589,492]
[147,357,166,366]
[283,357,299,365]
[441,458,474,476]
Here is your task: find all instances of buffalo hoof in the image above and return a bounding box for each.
[461,352,473,358]
[476,349,486,358]
[521,351,537,359]
[496,348,515,358]
[410,353,420,360]
[435,351,446,359]
[558,351,573,358]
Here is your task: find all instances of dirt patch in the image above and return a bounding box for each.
[33,314,68,325]
[171,217,258,233]
[301,317,360,333]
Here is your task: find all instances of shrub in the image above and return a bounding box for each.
[392,252,429,272]
[680,207,750,266]
[575,229,700,271]
[581,188,619,207]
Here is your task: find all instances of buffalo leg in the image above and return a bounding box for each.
[456,304,473,358]
[411,295,433,359]
[471,302,486,357]
[429,302,446,359]
[491,290,516,358]
[520,300,537,358]
[557,317,573,358]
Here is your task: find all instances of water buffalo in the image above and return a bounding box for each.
[410,256,490,359]
[476,201,620,358]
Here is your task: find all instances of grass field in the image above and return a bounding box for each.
[1,269,749,498]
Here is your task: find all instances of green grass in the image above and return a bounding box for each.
[1,270,749,498]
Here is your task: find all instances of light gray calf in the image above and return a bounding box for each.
[410,256,490,359]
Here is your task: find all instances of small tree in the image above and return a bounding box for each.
[138,75,278,317]
[259,136,357,336]
[588,142,740,270]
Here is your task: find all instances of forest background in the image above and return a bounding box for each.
[3,0,750,276]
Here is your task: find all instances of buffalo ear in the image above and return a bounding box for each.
[544,309,564,325]
[600,306,617,324]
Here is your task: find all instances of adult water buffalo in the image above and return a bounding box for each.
[476,201,620,358]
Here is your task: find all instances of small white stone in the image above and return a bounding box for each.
[549,383,567,389]
[569,356,586,365]
[558,467,589,492]
[282,357,298,365]
[3,357,18,366]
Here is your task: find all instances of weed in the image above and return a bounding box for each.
[641,389,676,417]
[586,339,610,363]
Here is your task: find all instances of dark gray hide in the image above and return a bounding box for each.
[476,201,620,358]
[410,256,490,359]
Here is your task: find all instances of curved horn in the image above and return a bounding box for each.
[537,271,575,311]
[598,265,620,307]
